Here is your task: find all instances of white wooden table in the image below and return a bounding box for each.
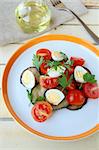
[0,4,99,150]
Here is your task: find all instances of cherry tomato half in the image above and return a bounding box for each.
[31,101,53,122]
[70,57,85,66]
[40,76,58,89]
[83,83,99,99]
[40,63,50,74]
[36,49,51,60]
[66,90,86,106]
[66,80,76,91]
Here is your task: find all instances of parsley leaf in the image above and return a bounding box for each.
[60,52,68,60]
[79,83,83,90]
[36,96,45,101]
[58,73,73,89]
[63,60,74,69]
[32,54,43,71]
[27,90,33,103]
[83,73,97,83]
[58,74,67,88]
[32,96,45,104]
[47,61,61,70]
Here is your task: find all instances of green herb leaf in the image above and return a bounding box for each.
[58,74,67,88]
[67,74,73,86]
[58,73,73,89]
[36,96,45,101]
[27,90,33,103]
[47,61,61,70]
[79,83,83,90]
[83,73,97,83]
[32,54,43,71]
[32,96,45,105]
[70,60,74,66]
[60,52,68,60]
[64,60,74,68]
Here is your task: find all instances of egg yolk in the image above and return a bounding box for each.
[47,92,61,102]
[76,71,84,78]
[22,71,32,84]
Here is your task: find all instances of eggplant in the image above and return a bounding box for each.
[32,84,46,103]
[66,99,87,110]
[52,99,69,111]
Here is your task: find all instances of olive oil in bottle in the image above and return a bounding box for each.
[15,1,51,33]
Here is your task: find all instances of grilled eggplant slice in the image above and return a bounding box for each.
[52,99,69,111]
[32,84,46,104]
[66,99,87,110]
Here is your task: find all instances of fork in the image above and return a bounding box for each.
[50,0,99,44]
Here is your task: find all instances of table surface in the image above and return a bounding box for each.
[0,4,99,150]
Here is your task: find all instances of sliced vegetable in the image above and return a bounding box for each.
[66,90,86,106]
[32,84,46,104]
[66,80,76,91]
[66,100,87,110]
[31,101,53,122]
[40,62,50,75]
[83,83,99,99]
[40,76,58,89]
[45,89,65,105]
[70,57,85,66]
[36,49,51,60]
[52,99,69,110]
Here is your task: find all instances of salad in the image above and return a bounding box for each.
[20,48,99,122]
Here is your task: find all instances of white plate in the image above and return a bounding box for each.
[2,34,99,141]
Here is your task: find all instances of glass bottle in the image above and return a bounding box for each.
[15,0,51,33]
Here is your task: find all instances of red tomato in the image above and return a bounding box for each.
[70,57,85,66]
[40,63,50,74]
[66,80,76,91]
[40,76,58,89]
[83,83,99,99]
[36,49,51,60]
[31,101,52,122]
[66,90,86,106]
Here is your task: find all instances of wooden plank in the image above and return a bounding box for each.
[0,121,98,149]
[0,89,12,118]
[66,9,99,25]
[0,65,5,89]
[84,0,99,8]
[0,44,23,64]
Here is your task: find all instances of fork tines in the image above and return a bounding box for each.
[50,0,61,6]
